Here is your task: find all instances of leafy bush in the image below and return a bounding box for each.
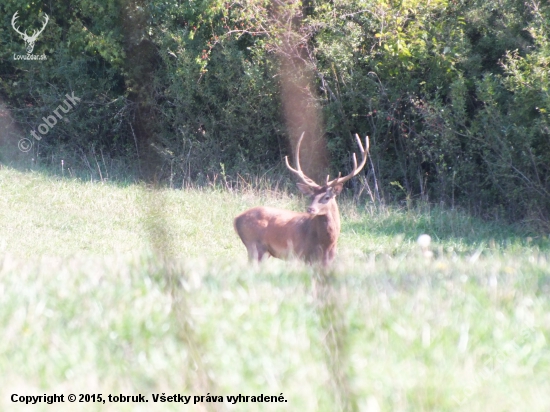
[1,0,549,227]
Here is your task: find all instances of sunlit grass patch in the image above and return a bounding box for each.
[1,167,549,411]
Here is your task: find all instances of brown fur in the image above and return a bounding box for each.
[234,184,342,265]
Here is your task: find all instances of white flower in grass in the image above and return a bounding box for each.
[417,234,433,258]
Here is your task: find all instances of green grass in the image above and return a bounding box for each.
[1,166,549,411]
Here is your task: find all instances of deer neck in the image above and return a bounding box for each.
[310,200,340,244]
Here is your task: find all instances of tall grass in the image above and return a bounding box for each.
[1,167,549,411]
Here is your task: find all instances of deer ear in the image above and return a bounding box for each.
[331,184,343,196]
[297,183,314,195]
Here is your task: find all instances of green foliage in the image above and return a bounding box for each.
[0,0,129,161]
[1,0,549,226]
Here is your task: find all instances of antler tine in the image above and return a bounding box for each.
[36,13,49,37]
[350,153,358,174]
[11,11,27,37]
[285,131,321,188]
[325,172,341,186]
[284,155,296,172]
[284,131,305,175]
[29,13,49,39]
[294,131,305,173]
[326,134,370,187]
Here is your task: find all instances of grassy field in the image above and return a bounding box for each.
[0,166,549,411]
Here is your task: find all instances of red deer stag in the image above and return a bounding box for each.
[234,133,369,265]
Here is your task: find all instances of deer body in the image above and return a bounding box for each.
[234,187,341,264]
[234,133,368,266]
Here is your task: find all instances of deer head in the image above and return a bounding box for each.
[12,11,49,54]
[285,132,369,208]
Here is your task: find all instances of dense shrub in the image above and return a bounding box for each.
[0,0,548,227]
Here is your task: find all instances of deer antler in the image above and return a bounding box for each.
[285,132,321,189]
[11,11,27,38]
[326,134,369,187]
[11,12,48,41]
[31,13,49,40]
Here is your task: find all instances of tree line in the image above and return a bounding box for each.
[1,0,549,228]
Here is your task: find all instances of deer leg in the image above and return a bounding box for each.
[247,243,269,262]
[323,246,336,266]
